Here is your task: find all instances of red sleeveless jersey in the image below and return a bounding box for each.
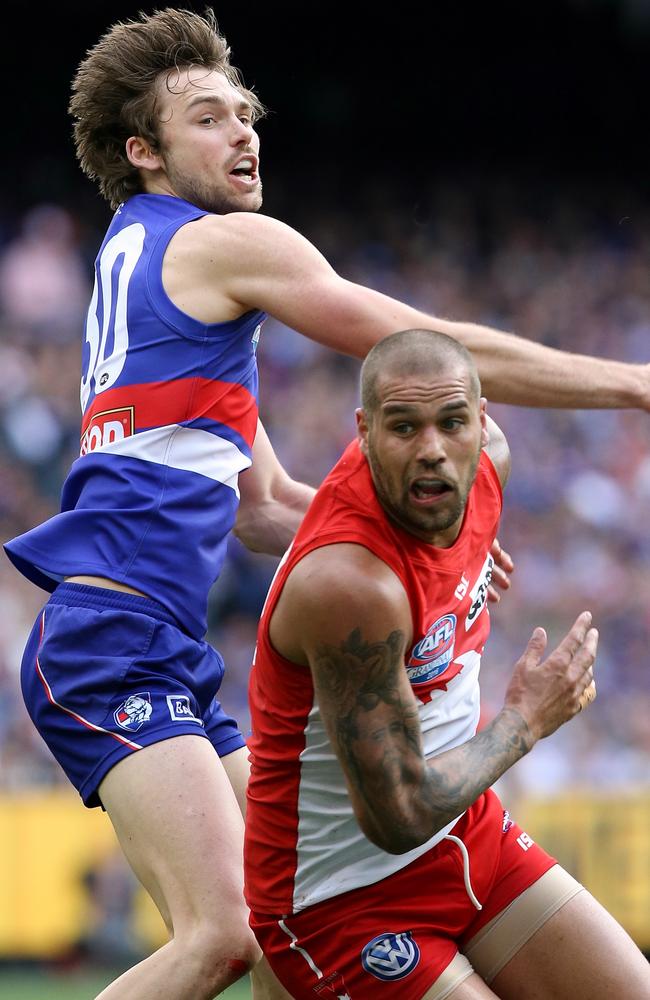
[245,439,503,915]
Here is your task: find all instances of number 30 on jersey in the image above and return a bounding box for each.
[80,223,145,412]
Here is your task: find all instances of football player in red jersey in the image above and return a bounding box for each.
[245,330,648,1000]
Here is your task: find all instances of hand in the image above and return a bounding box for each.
[503,610,598,743]
[487,537,514,604]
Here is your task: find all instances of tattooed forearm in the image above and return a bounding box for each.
[313,628,535,855]
[314,628,422,817]
[413,708,533,838]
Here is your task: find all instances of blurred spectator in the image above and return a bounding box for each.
[0,203,91,344]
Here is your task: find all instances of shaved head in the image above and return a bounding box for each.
[360,329,480,415]
[356,329,486,545]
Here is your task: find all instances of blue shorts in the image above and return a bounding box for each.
[20,583,246,807]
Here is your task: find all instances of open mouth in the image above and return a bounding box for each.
[229,156,258,185]
[410,478,453,504]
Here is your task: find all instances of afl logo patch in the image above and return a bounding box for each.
[361,931,420,981]
[406,613,456,685]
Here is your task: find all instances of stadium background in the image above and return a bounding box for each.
[1,0,650,994]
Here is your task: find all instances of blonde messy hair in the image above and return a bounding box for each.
[69,7,265,210]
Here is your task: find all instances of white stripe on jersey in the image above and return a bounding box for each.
[86,424,252,495]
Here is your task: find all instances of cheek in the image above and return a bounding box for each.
[381,454,408,492]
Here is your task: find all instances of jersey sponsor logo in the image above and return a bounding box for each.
[464,553,494,631]
[114,692,153,732]
[454,573,469,599]
[406,614,456,685]
[80,406,134,456]
[251,323,262,353]
[166,694,204,726]
[502,809,514,833]
[361,931,420,981]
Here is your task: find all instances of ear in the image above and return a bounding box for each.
[479,397,489,449]
[125,136,163,172]
[356,408,369,455]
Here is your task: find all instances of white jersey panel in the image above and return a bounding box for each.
[89,424,252,495]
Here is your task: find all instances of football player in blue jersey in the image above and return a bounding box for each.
[5,7,650,1000]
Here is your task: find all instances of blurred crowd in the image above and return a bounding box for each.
[1,176,650,805]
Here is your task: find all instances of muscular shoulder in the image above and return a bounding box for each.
[269,543,412,665]
[170,211,300,262]
[160,212,285,323]
[164,211,334,321]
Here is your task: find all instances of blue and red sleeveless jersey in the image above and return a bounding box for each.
[4,194,265,638]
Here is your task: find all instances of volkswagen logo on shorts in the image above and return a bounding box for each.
[361,931,420,981]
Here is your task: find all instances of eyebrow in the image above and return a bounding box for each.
[185,93,253,115]
[381,399,471,416]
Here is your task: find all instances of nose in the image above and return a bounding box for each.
[415,426,446,466]
[230,115,255,146]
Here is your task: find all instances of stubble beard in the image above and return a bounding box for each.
[163,156,263,215]
[367,442,482,543]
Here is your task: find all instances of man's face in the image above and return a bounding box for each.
[150,66,263,214]
[357,365,487,546]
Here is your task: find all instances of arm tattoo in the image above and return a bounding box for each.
[313,628,534,852]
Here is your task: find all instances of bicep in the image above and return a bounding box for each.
[291,552,421,808]
[310,621,422,778]
[308,609,431,851]
[218,214,426,358]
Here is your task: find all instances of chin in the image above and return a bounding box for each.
[220,192,263,215]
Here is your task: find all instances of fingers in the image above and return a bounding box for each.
[491,538,514,573]
[491,564,512,592]
[554,610,593,659]
[573,626,598,712]
[487,539,514,604]
[524,626,548,661]
[578,678,597,711]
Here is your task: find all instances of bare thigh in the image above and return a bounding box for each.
[98,734,254,940]
[491,888,650,1000]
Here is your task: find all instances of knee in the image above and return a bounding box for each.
[190,920,261,990]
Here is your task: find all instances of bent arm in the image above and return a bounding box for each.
[215,213,647,410]
[234,420,315,556]
[271,545,597,855]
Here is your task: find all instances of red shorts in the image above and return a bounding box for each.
[250,789,556,999]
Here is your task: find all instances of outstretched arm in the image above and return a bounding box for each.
[269,544,598,855]
[210,212,648,410]
[234,420,315,556]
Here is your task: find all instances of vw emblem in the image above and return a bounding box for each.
[361,931,420,981]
